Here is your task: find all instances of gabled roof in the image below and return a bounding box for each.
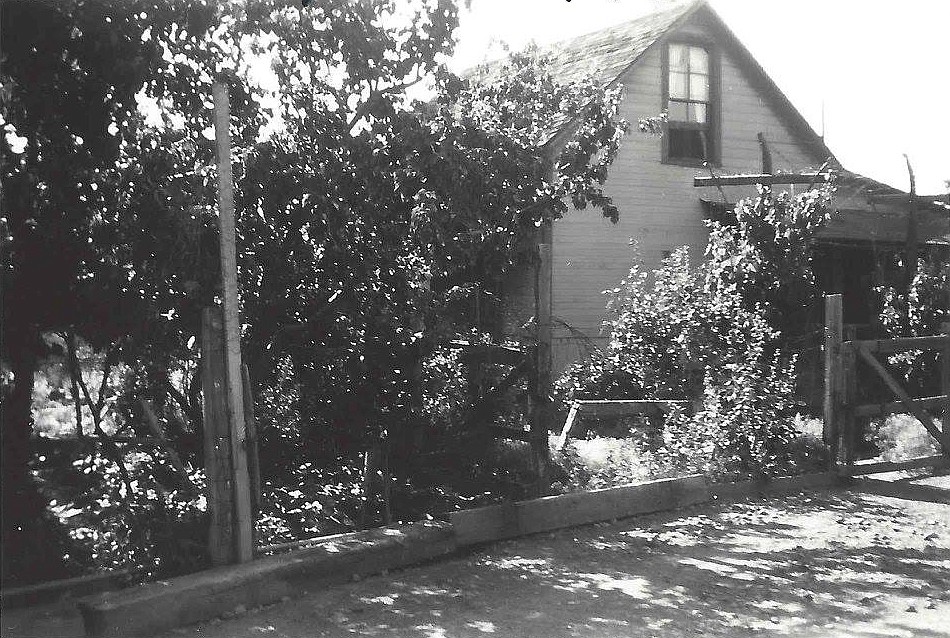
[534,1,700,87]
[467,0,835,165]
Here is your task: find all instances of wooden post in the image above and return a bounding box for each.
[840,341,857,467]
[532,224,553,495]
[213,80,254,563]
[940,322,949,456]
[823,294,843,465]
[241,365,261,524]
[201,308,233,566]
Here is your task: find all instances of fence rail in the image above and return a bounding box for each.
[823,294,950,469]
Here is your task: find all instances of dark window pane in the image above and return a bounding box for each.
[669,127,706,160]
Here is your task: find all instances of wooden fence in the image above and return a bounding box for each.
[823,293,950,474]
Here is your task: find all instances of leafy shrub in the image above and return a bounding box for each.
[556,187,834,482]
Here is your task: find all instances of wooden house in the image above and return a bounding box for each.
[484,0,950,372]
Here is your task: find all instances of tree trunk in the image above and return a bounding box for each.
[1,321,69,585]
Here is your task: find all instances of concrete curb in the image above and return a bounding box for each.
[77,521,455,637]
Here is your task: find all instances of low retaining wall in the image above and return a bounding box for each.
[17,470,847,638]
[77,522,455,637]
[450,475,708,546]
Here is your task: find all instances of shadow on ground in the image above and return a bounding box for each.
[141,473,950,638]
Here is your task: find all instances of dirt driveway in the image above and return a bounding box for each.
[5,473,949,638]
[142,473,949,638]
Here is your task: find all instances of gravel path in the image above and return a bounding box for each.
[158,473,950,638]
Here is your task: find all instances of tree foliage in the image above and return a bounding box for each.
[3,0,633,579]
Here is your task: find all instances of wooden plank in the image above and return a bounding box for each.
[854,395,947,418]
[213,80,254,563]
[844,335,948,354]
[532,236,553,494]
[855,345,950,452]
[693,172,831,187]
[840,341,857,465]
[241,364,261,527]
[450,341,526,366]
[201,307,233,566]
[553,403,581,451]
[449,475,709,546]
[943,323,950,455]
[840,454,949,477]
[823,295,843,456]
[573,399,686,418]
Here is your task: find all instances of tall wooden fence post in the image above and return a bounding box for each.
[823,294,843,467]
[532,234,553,495]
[213,79,254,562]
[942,322,950,455]
[841,334,857,467]
[201,308,233,566]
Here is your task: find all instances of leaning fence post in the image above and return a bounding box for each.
[823,294,843,467]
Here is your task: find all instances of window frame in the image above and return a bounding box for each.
[661,38,721,167]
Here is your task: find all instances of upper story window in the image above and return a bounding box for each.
[664,42,717,165]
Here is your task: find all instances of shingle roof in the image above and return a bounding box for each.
[535,1,700,88]
[466,1,700,88]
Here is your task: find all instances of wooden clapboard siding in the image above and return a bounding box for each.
[549,13,825,372]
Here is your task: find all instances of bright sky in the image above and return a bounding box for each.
[448,0,950,195]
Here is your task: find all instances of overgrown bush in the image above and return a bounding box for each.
[556,186,833,481]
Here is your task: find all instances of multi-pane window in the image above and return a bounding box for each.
[666,43,713,162]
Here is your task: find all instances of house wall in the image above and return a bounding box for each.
[548,15,826,372]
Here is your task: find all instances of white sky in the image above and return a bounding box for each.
[447,0,950,195]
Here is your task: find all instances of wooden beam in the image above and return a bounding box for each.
[213,80,254,563]
[694,172,832,187]
[854,395,947,418]
[823,294,843,457]
[840,454,949,477]
[843,335,949,354]
[553,403,581,451]
[867,193,942,206]
[532,237,553,494]
[201,307,234,566]
[553,400,687,450]
[571,400,686,418]
[855,345,949,453]
[942,323,950,453]
[450,341,526,367]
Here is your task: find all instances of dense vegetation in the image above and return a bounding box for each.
[3,0,946,587]
[1,0,637,584]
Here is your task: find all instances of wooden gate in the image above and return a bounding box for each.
[823,294,950,473]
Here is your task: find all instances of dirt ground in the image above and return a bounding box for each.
[6,472,950,638]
